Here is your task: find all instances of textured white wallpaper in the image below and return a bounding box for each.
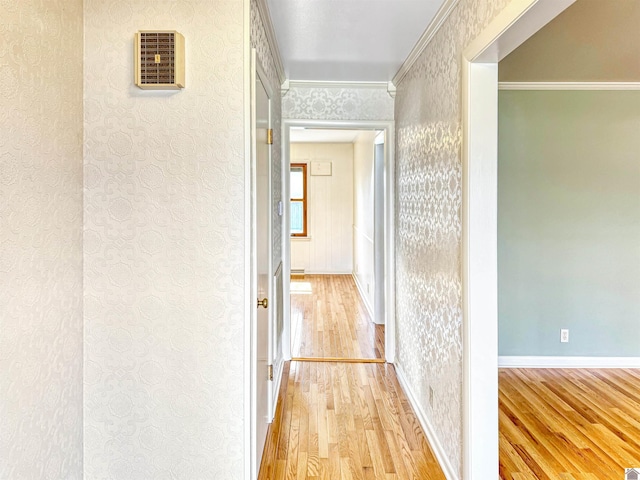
[0,1,84,478]
[251,0,283,271]
[83,1,246,478]
[394,0,510,475]
[283,86,394,121]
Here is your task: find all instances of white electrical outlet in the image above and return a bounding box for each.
[560,329,569,343]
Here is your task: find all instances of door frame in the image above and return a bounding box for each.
[281,119,396,364]
[248,49,274,480]
[461,0,575,477]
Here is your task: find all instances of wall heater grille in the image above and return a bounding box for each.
[135,31,184,89]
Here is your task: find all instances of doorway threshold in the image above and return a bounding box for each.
[292,356,385,364]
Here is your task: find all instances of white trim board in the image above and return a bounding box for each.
[394,364,459,480]
[499,82,640,90]
[499,356,640,368]
[393,0,460,87]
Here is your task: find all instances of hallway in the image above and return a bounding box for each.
[258,361,447,479]
[291,275,385,360]
[260,275,444,478]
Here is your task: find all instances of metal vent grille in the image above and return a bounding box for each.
[139,32,175,85]
[135,30,184,89]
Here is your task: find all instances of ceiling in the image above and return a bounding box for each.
[266,0,447,82]
[289,128,367,143]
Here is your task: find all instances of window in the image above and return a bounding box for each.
[290,163,307,237]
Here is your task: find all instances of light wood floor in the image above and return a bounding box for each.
[291,275,384,360]
[258,361,447,480]
[499,368,640,479]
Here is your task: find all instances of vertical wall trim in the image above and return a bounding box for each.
[244,3,253,478]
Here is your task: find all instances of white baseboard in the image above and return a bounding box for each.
[352,273,374,320]
[394,364,459,480]
[499,356,640,368]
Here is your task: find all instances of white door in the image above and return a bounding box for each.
[252,57,271,477]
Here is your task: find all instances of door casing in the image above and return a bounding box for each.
[281,119,396,364]
[461,0,575,477]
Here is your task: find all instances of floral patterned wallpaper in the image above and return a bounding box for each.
[283,85,394,121]
[0,1,84,478]
[83,1,246,478]
[395,0,510,476]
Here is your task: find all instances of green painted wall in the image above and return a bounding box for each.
[498,90,640,357]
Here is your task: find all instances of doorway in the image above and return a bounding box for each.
[461,0,575,477]
[281,120,396,365]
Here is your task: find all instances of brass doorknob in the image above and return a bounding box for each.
[257,298,268,309]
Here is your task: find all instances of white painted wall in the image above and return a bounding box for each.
[290,143,353,273]
[353,132,376,314]
[0,2,84,478]
[83,1,246,478]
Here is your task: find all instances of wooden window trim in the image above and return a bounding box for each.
[291,163,307,237]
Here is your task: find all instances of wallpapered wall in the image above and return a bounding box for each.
[83,1,246,478]
[0,1,84,478]
[251,0,283,272]
[394,0,510,475]
[283,86,394,121]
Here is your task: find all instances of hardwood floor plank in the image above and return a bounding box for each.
[499,368,640,480]
[259,361,446,480]
[291,275,384,359]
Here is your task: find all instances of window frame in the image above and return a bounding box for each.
[290,163,308,237]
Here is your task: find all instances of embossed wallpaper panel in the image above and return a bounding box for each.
[83,1,246,478]
[0,0,84,478]
[394,0,510,476]
[283,86,394,121]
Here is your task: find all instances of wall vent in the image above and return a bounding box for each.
[135,31,185,90]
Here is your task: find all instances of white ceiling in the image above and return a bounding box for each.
[266,0,447,82]
[290,128,366,143]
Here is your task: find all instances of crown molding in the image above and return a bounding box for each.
[256,0,286,85]
[281,79,290,97]
[499,81,640,90]
[387,81,397,98]
[392,0,460,87]
[286,80,390,90]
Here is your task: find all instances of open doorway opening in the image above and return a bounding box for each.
[282,120,396,365]
[461,0,575,477]
[495,1,640,477]
[288,128,383,361]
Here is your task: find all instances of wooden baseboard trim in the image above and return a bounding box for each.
[292,356,385,364]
